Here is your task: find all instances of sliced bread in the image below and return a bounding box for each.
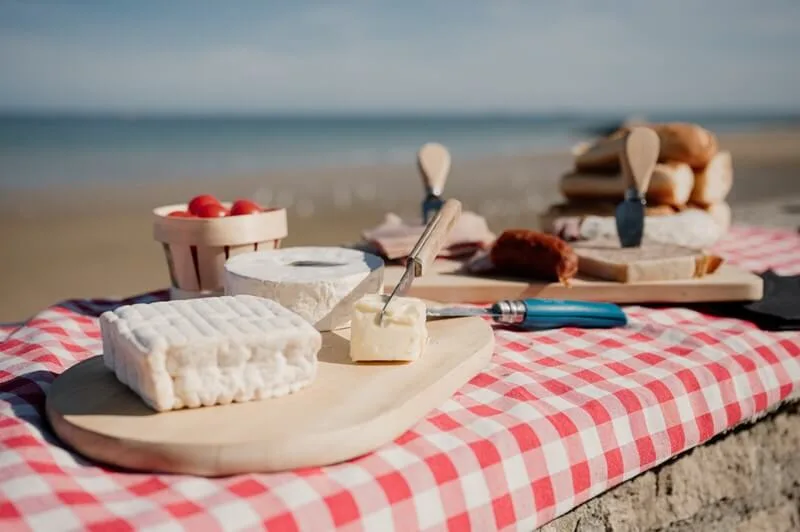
[572,239,723,283]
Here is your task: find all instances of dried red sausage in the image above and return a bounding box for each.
[489,229,578,284]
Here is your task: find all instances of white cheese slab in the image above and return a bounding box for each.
[99,295,322,412]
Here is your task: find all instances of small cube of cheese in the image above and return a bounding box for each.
[349,294,428,362]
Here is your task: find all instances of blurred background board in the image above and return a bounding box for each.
[382,260,764,304]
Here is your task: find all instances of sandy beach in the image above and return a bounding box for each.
[2,128,799,323]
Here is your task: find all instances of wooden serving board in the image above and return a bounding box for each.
[383,260,763,304]
[46,316,494,477]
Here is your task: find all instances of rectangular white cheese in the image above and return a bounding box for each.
[99,295,322,412]
[349,294,428,362]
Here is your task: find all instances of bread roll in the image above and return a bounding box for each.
[689,151,733,206]
[560,162,695,207]
[575,122,719,171]
[695,201,732,233]
[572,134,626,172]
[649,123,719,168]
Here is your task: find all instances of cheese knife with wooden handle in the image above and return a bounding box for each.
[379,198,462,324]
[615,127,660,248]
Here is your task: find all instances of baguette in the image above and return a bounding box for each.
[689,151,733,206]
[560,162,695,207]
[575,122,719,171]
[572,239,724,283]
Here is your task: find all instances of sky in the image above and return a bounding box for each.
[0,0,798,114]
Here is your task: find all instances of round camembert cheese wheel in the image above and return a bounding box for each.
[224,247,385,331]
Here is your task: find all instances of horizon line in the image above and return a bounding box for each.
[2,107,800,120]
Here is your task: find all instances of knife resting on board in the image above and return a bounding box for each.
[427,298,628,330]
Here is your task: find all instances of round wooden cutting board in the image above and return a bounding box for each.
[46,316,494,477]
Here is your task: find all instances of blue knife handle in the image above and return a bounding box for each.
[490,298,627,330]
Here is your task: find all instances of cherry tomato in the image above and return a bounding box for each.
[167,210,195,218]
[229,199,263,216]
[188,194,221,215]
[195,203,229,218]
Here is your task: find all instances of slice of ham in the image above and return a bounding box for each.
[361,211,496,261]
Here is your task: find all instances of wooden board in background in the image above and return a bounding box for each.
[46,316,494,477]
[383,260,763,304]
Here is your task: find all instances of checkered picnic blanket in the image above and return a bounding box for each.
[2,225,799,532]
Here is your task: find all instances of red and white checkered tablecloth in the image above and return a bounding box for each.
[2,225,799,532]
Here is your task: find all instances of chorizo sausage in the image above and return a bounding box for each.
[489,229,578,284]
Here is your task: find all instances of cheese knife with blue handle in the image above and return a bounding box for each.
[615,127,660,248]
[427,298,628,330]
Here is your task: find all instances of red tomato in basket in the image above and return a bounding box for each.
[188,194,221,215]
[229,199,263,216]
[196,203,229,218]
[167,210,195,218]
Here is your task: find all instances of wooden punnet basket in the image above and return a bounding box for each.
[153,203,288,299]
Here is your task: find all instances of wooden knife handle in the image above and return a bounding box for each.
[408,198,462,276]
[417,142,451,195]
[620,127,660,195]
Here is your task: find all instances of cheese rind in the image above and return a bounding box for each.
[349,294,428,362]
[224,247,385,332]
[99,295,322,412]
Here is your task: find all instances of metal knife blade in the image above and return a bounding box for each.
[422,194,444,225]
[426,306,497,319]
[615,187,646,248]
[378,199,463,323]
[384,262,416,302]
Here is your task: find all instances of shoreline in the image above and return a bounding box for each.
[2,127,799,322]
[3,125,800,202]
[0,137,583,194]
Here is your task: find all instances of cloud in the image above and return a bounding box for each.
[0,1,798,112]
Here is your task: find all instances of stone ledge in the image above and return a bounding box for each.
[541,401,800,531]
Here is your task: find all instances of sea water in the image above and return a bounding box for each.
[0,112,795,189]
